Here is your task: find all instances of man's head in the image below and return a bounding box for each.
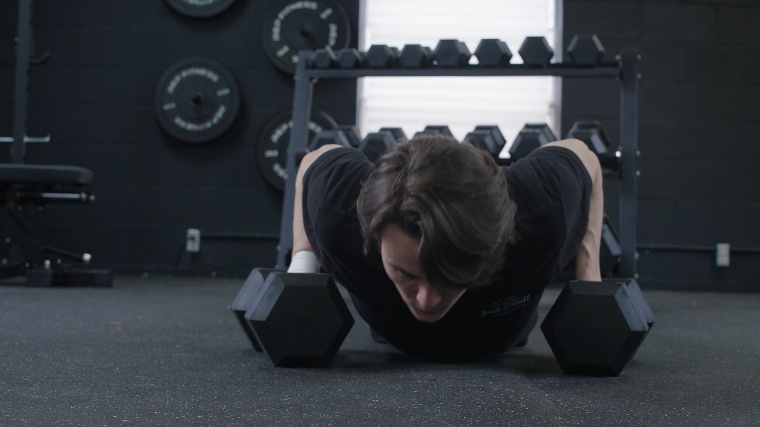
[357,134,516,322]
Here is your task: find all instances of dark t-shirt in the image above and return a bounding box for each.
[302,146,592,356]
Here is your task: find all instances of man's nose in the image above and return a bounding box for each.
[416,281,442,310]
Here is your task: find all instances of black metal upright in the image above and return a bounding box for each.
[12,0,34,163]
[276,50,639,279]
[276,52,316,269]
[618,48,640,278]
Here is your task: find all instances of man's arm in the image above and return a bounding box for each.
[543,139,604,282]
[289,144,343,272]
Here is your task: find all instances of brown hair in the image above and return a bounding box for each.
[356,134,516,289]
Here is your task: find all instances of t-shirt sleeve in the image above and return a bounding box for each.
[500,146,593,290]
[301,147,375,288]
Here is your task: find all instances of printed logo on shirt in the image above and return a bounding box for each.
[480,294,531,318]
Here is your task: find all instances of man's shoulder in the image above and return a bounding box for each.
[304,147,370,186]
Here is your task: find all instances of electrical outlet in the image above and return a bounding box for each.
[715,243,730,267]
[186,228,201,253]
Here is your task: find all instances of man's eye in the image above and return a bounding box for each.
[396,270,413,281]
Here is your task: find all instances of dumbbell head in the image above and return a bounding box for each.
[244,273,354,367]
[400,44,434,68]
[335,48,363,69]
[359,131,397,163]
[378,127,408,143]
[463,130,498,157]
[335,125,362,148]
[473,125,506,151]
[616,278,656,329]
[540,280,650,377]
[474,39,513,67]
[601,278,655,361]
[509,123,557,159]
[308,129,351,151]
[421,125,454,137]
[462,125,507,157]
[433,39,471,68]
[312,48,337,69]
[231,268,285,351]
[518,36,554,67]
[566,34,605,66]
[566,121,610,156]
[365,44,400,68]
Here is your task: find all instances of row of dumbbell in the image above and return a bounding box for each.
[309,34,607,70]
[309,120,617,169]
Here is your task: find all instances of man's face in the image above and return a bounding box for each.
[379,224,466,323]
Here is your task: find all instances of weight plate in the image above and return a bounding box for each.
[257,111,337,191]
[155,57,241,144]
[262,0,352,74]
[165,0,236,18]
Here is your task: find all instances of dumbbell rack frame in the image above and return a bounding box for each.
[276,49,640,279]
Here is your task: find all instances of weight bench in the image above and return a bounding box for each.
[0,163,112,287]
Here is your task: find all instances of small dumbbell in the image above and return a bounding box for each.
[509,123,557,160]
[518,36,554,67]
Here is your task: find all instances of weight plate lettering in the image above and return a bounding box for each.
[165,0,236,18]
[257,111,337,191]
[155,57,241,143]
[262,0,352,74]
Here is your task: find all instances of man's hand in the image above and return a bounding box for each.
[543,139,603,282]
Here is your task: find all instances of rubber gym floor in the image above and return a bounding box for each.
[1,275,758,427]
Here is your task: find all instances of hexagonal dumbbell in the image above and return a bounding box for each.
[433,39,471,67]
[230,268,284,351]
[400,44,434,68]
[508,123,557,160]
[462,125,507,157]
[474,39,513,67]
[378,127,408,143]
[244,272,355,367]
[518,36,554,67]
[420,125,454,137]
[312,48,337,69]
[364,44,400,68]
[335,48,363,69]
[616,278,656,331]
[540,280,654,377]
[565,121,610,156]
[308,129,352,151]
[566,34,606,67]
[359,130,397,163]
[335,125,362,148]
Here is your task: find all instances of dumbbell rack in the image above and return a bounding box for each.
[276,49,640,279]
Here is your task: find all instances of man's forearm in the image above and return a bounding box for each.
[574,157,603,281]
[291,156,313,256]
[542,139,604,281]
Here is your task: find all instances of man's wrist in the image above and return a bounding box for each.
[288,250,320,273]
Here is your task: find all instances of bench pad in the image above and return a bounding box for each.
[0,164,93,187]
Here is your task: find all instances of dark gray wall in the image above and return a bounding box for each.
[0,0,359,276]
[562,0,760,291]
[4,1,759,290]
